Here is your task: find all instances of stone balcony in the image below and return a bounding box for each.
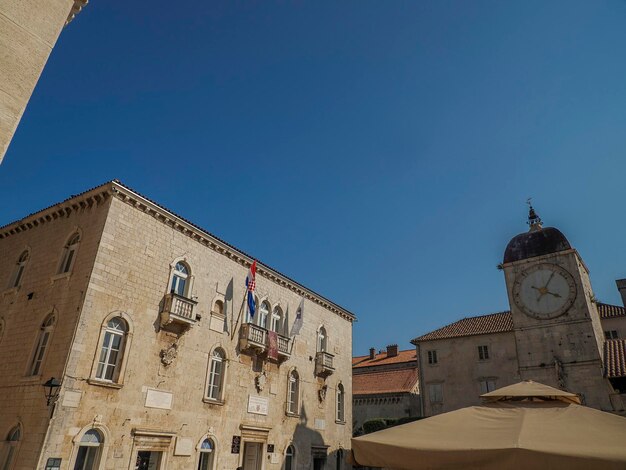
[315,351,335,378]
[159,293,198,334]
[239,323,291,362]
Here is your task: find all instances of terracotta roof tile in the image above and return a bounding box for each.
[413,311,513,342]
[598,303,626,319]
[604,339,626,378]
[353,368,419,395]
[412,303,624,343]
[353,349,416,368]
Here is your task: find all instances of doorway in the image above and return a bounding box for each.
[135,451,163,470]
[242,442,263,470]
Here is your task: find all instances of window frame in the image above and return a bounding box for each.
[427,350,438,365]
[89,312,133,388]
[257,301,269,329]
[479,379,497,394]
[95,318,128,382]
[28,314,56,377]
[1,424,22,470]
[317,326,328,353]
[57,232,81,275]
[286,369,300,416]
[197,437,215,470]
[204,347,227,404]
[8,250,29,289]
[270,306,283,333]
[428,383,443,404]
[605,330,618,340]
[336,383,346,424]
[478,345,490,361]
[284,444,296,470]
[170,261,191,298]
[69,425,109,470]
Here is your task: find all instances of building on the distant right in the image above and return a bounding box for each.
[412,206,626,417]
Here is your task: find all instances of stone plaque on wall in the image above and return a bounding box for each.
[145,388,173,410]
[247,395,269,415]
[174,437,193,456]
[61,390,82,408]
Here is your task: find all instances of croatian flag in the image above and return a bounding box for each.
[246,261,257,319]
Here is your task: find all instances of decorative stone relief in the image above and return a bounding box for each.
[318,384,328,402]
[160,343,178,366]
[255,371,267,392]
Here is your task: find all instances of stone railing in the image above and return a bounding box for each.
[160,293,197,334]
[315,351,335,377]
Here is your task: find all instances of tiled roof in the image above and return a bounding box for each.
[353,349,416,368]
[413,311,513,342]
[604,339,626,378]
[352,368,419,395]
[413,303,624,343]
[598,303,626,319]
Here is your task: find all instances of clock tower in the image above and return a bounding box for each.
[502,206,614,410]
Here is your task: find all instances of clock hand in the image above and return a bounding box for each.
[546,291,561,298]
[544,271,555,288]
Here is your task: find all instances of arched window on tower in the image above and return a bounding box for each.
[29,314,55,376]
[197,438,215,470]
[58,233,80,274]
[73,429,103,470]
[9,250,29,289]
[170,262,190,297]
[0,425,21,470]
[95,317,128,382]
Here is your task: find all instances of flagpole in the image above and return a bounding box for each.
[231,291,247,341]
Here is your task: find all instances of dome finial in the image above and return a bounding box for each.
[526,198,542,231]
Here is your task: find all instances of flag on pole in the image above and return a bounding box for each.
[290,297,304,337]
[246,261,257,319]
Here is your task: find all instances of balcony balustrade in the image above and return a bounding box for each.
[239,323,291,361]
[159,293,197,334]
[315,351,335,377]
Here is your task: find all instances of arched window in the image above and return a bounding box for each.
[73,429,103,470]
[212,300,224,316]
[317,326,327,353]
[29,314,55,376]
[1,425,21,470]
[336,449,344,470]
[58,233,80,274]
[206,348,226,402]
[336,383,345,423]
[9,251,29,289]
[284,445,295,470]
[271,306,283,333]
[170,262,190,297]
[197,438,215,470]
[257,301,269,329]
[95,318,128,382]
[286,370,299,415]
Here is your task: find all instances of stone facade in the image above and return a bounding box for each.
[0,181,354,470]
[0,0,86,163]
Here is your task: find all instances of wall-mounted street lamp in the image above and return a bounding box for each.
[43,377,61,406]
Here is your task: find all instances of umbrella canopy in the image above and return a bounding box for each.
[481,379,581,404]
[350,381,626,470]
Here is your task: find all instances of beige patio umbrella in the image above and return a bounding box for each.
[350,381,626,470]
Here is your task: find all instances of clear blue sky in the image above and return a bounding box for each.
[2,1,626,355]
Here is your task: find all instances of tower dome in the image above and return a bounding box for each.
[503,205,571,264]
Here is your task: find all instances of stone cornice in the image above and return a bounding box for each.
[0,181,355,322]
[0,185,110,239]
[65,0,88,26]
[109,181,355,322]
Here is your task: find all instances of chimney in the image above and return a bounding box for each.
[386,344,398,357]
[617,279,626,307]
[369,347,376,360]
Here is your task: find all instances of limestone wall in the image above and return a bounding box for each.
[41,193,353,469]
[0,194,112,469]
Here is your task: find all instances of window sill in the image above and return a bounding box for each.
[335,420,346,425]
[202,398,224,406]
[285,411,300,418]
[51,272,72,282]
[87,378,123,389]
[21,374,42,383]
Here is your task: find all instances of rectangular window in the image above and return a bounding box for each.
[478,345,489,360]
[605,330,618,340]
[427,350,438,365]
[428,383,443,403]
[479,380,496,394]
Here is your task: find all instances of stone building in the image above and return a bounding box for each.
[413,207,626,417]
[351,345,420,433]
[0,0,87,163]
[0,180,354,470]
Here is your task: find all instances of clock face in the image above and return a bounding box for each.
[512,263,576,320]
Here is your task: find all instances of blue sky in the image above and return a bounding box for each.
[2,1,626,354]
